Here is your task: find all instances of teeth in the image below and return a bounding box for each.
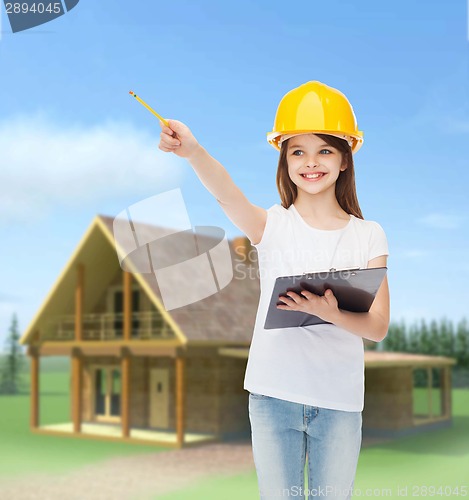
[302,173,323,179]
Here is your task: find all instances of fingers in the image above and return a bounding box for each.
[279,291,303,304]
[280,290,312,304]
[159,134,181,154]
[277,291,301,310]
[159,143,178,152]
[158,119,181,153]
[159,120,177,137]
[159,139,180,151]
[285,291,299,302]
[299,289,312,299]
[160,132,180,147]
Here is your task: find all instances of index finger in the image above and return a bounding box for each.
[159,120,176,137]
[159,119,169,131]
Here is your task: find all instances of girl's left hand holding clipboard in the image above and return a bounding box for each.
[277,288,340,324]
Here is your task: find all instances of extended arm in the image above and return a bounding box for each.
[159,120,267,245]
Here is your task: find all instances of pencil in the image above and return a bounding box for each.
[129,91,170,128]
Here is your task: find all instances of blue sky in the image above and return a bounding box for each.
[1,0,468,347]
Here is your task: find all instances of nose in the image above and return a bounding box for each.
[304,153,321,168]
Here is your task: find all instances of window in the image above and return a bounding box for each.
[94,367,121,419]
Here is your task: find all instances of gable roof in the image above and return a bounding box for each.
[20,214,259,346]
[100,214,260,344]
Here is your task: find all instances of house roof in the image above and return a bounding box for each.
[20,214,260,346]
[218,348,457,367]
[99,214,260,344]
[362,350,457,367]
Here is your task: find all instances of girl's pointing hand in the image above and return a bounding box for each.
[276,288,340,324]
[158,119,201,159]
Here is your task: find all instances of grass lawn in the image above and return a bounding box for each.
[153,389,469,499]
[1,359,468,500]
[0,364,171,479]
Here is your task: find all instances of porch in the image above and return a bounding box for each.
[29,347,192,448]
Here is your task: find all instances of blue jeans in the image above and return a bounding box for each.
[248,392,362,499]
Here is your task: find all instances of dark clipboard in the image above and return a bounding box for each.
[264,267,387,330]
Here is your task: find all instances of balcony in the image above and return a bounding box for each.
[41,312,175,342]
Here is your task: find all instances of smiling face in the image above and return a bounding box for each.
[286,133,347,195]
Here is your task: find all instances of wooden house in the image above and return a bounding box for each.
[219,347,457,440]
[362,351,456,438]
[19,214,457,448]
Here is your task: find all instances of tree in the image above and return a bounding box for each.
[407,320,420,353]
[455,318,469,369]
[429,319,440,354]
[0,313,25,395]
[439,316,455,357]
[419,318,432,355]
[382,319,407,352]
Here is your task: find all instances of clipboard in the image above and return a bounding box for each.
[264,267,387,330]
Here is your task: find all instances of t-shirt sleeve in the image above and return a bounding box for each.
[368,221,389,261]
[248,204,279,248]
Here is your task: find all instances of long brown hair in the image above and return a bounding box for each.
[276,134,364,219]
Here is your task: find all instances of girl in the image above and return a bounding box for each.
[158,81,390,500]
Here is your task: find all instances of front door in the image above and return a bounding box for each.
[149,368,169,428]
[94,366,121,422]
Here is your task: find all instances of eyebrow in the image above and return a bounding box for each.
[288,143,335,150]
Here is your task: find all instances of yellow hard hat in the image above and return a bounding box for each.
[267,81,364,154]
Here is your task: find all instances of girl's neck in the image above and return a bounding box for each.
[293,191,349,223]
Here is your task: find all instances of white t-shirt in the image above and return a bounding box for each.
[243,203,389,412]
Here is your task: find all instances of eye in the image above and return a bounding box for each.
[291,149,333,156]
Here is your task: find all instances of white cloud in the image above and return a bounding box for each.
[417,213,464,229]
[0,112,186,225]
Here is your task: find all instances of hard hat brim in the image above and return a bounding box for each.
[267,130,364,154]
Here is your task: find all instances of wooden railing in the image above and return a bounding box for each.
[41,312,175,341]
